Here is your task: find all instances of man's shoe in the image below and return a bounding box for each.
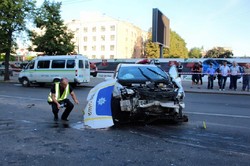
[54,117,59,121]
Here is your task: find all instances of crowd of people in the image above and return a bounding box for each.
[189,61,250,92]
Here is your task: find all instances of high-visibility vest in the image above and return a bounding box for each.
[48,83,70,102]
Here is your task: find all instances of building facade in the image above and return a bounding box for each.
[66,12,148,59]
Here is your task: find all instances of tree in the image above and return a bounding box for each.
[0,0,35,81]
[144,29,160,58]
[30,0,75,55]
[144,29,188,58]
[188,47,202,58]
[166,30,188,58]
[204,47,233,58]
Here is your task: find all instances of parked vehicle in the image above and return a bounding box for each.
[0,64,13,76]
[18,55,90,87]
[202,59,243,78]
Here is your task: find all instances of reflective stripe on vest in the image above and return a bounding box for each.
[48,83,70,102]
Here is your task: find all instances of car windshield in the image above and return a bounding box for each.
[117,65,168,82]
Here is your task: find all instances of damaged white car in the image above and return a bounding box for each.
[111,63,188,124]
[84,63,188,128]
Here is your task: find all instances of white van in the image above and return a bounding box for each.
[18,55,90,87]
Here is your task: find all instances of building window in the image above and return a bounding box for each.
[110,25,115,31]
[92,46,96,51]
[83,27,88,32]
[84,46,87,51]
[92,27,96,32]
[110,45,114,51]
[110,35,115,41]
[101,45,105,51]
[101,35,105,41]
[83,36,87,42]
[101,55,105,59]
[101,26,105,32]
[110,55,114,59]
[92,55,96,59]
[92,36,96,41]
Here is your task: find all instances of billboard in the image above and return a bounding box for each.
[152,8,170,48]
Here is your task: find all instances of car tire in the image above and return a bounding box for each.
[93,72,97,77]
[53,78,60,83]
[22,78,30,87]
[111,97,130,124]
[38,83,45,87]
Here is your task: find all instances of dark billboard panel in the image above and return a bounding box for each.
[152,8,170,48]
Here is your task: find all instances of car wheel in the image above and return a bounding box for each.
[53,78,60,83]
[111,97,130,124]
[93,72,97,77]
[22,78,30,87]
[38,83,45,87]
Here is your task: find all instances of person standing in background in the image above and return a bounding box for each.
[242,63,250,91]
[219,61,230,91]
[206,63,216,89]
[177,61,183,77]
[191,62,201,88]
[216,64,222,90]
[230,61,240,91]
[198,61,203,85]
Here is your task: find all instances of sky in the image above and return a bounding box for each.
[36,0,250,57]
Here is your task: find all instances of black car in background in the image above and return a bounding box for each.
[0,64,13,76]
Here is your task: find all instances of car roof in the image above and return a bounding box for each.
[119,64,157,67]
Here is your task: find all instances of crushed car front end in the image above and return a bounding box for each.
[111,64,188,124]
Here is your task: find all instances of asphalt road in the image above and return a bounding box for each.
[0,83,250,166]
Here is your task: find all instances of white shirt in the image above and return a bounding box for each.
[230,66,239,76]
[220,65,230,76]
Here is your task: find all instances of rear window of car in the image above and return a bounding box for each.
[79,60,83,69]
[85,60,89,69]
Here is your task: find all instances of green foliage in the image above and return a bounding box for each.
[144,32,159,58]
[30,0,75,55]
[166,30,188,58]
[0,54,16,61]
[144,29,188,58]
[0,0,36,80]
[188,47,202,58]
[204,47,233,58]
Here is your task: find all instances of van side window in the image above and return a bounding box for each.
[67,60,75,68]
[52,60,65,68]
[79,60,83,69]
[85,60,89,69]
[37,60,50,69]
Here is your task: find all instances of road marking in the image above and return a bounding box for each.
[186,111,250,119]
[0,94,44,101]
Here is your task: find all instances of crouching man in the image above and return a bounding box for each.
[48,78,79,121]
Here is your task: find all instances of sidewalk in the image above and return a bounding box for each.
[1,74,249,95]
[182,80,250,95]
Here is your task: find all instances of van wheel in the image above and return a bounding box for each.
[53,78,60,83]
[38,83,45,87]
[70,83,77,87]
[22,78,30,87]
